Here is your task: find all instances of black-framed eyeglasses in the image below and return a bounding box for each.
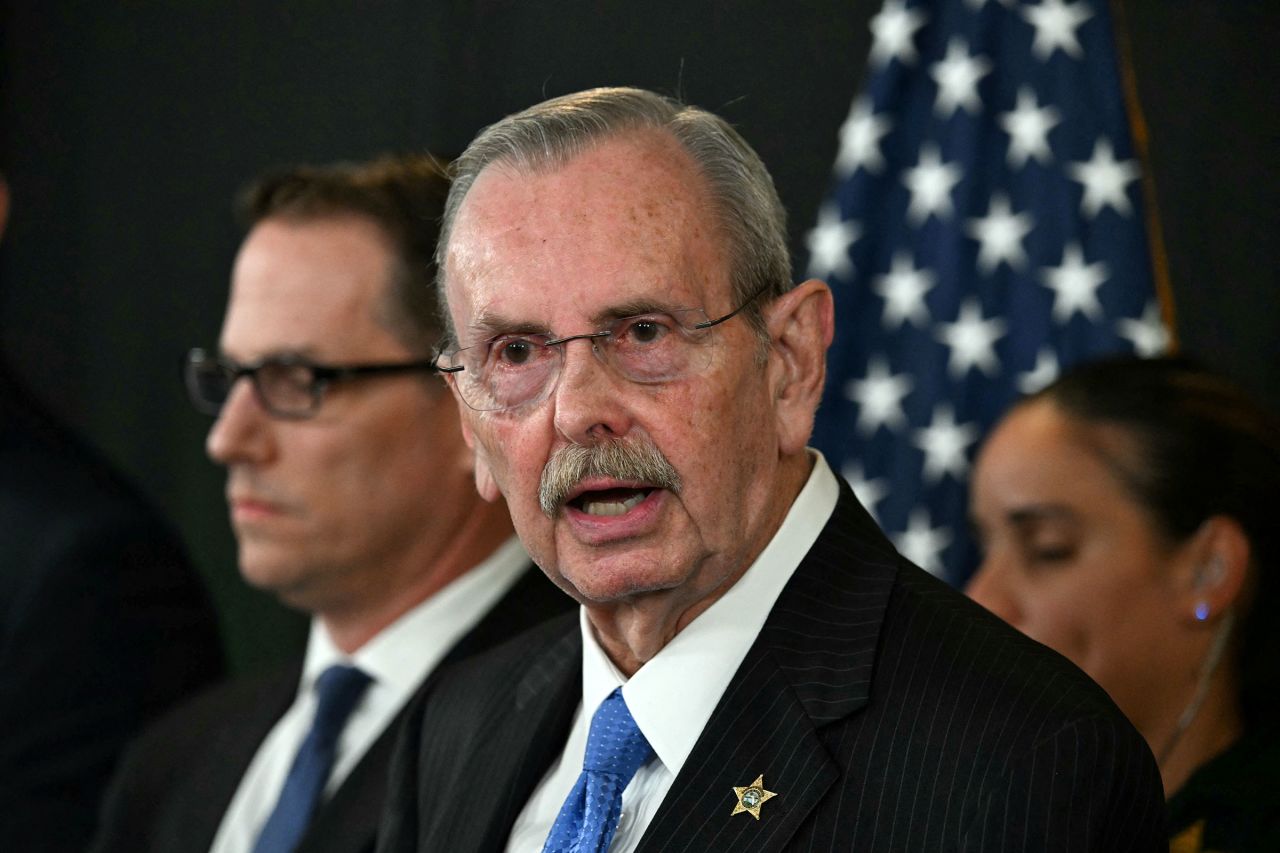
[182,348,437,419]
[434,283,771,412]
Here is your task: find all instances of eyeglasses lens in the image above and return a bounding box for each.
[254,363,319,415]
[185,359,232,414]
[450,312,715,412]
[183,354,320,418]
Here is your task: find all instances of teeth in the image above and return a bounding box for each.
[581,492,646,516]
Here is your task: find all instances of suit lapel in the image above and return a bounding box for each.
[171,668,300,851]
[638,483,900,852]
[438,621,583,853]
[492,628,583,848]
[636,648,839,852]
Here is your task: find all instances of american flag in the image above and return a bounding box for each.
[807,0,1172,587]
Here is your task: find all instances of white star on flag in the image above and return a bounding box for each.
[844,356,914,437]
[966,193,1035,274]
[874,251,935,329]
[836,97,893,177]
[903,144,963,224]
[1117,300,1171,356]
[1021,0,1094,61]
[914,404,980,483]
[936,298,1007,377]
[869,0,929,67]
[810,0,1162,586]
[1041,242,1108,322]
[931,38,992,118]
[805,204,860,279]
[893,509,952,576]
[1068,137,1141,218]
[999,87,1061,168]
[841,460,890,525]
[1018,347,1061,393]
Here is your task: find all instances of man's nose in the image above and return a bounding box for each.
[550,336,635,444]
[205,379,275,466]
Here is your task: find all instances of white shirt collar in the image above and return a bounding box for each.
[300,535,530,698]
[579,451,839,777]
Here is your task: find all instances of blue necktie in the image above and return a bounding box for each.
[252,664,372,853]
[542,687,654,853]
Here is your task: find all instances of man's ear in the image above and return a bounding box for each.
[453,389,504,503]
[1174,515,1251,626]
[473,453,502,503]
[765,278,835,455]
[465,425,503,503]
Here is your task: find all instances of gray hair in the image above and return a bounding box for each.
[436,87,793,347]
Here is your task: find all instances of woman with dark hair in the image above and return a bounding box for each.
[966,356,1280,852]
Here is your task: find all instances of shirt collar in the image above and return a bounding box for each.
[579,451,839,777]
[301,535,530,697]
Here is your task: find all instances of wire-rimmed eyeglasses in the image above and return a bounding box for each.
[434,284,771,412]
[182,348,437,419]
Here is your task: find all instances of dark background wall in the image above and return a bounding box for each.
[2,1,1275,674]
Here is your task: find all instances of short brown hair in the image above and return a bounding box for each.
[238,153,450,356]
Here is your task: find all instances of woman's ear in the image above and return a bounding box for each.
[1175,515,1251,626]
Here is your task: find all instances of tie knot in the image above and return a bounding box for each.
[312,664,372,741]
[582,687,652,778]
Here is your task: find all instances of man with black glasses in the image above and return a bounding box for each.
[378,89,1167,851]
[92,154,569,853]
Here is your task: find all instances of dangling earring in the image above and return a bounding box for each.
[1194,601,1210,622]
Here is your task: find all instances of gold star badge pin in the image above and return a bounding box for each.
[731,774,778,820]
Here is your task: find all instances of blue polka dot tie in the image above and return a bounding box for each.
[542,687,654,853]
[252,664,372,853]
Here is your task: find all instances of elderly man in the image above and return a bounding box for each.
[92,155,569,853]
[379,89,1166,851]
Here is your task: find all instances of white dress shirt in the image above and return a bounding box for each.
[507,452,838,853]
[211,536,530,853]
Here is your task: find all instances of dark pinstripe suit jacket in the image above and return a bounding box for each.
[379,484,1167,851]
[91,566,571,853]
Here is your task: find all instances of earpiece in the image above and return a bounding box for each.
[1191,556,1227,622]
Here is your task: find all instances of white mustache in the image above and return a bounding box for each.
[539,439,681,517]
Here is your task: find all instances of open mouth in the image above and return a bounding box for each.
[569,487,656,517]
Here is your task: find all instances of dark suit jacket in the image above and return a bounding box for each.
[91,564,572,853]
[0,372,225,853]
[379,483,1167,851]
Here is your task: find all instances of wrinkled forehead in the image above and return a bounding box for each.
[443,134,733,340]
